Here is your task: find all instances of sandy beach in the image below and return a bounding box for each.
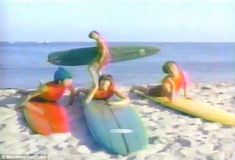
[0,82,235,160]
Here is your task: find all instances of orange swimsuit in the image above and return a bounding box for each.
[162,72,186,94]
[93,85,114,100]
[32,82,68,102]
[173,72,185,93]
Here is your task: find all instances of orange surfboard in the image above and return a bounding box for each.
[23,101,69,135]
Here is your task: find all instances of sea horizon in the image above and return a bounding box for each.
[1,41,235,44]
[0,42,235,89]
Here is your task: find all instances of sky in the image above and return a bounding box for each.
[0,0,235,42]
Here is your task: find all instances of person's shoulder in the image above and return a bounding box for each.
[181,71,191,84]
[38,84,48,93]
[98,39,108,46]
[162,75,172,82]
[112,84,119,91]
[43,81,59,88]
[67,84,75,91]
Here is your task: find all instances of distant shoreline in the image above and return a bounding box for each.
[0,41,235,44]
[1,42,234,88]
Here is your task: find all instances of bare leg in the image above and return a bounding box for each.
[88,63,99,87]
[161,83,172,100]
[98,70,102,77]
[130,85,150,95]
[98,67,103,77]
[98,63,107,77]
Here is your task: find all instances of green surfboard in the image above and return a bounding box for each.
[83,100,148,155]
[48,46,159,66]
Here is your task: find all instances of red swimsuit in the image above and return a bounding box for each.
[93,85,115,100]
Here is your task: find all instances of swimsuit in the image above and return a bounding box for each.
[93,85,114,100]
[30,82,68,102]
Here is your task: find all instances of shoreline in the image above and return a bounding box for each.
[0,82,235,159]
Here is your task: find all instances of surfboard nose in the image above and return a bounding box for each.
[146,46,160,55]
[48,53,60,64]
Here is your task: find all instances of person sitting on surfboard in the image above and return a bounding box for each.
[131,61,190,102]
[88,31,111,87]
[19,67,76,108]
[79,74,129,106]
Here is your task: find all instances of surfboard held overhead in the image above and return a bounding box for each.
[48,46,159,66]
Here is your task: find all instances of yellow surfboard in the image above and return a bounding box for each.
[135,92,235,126]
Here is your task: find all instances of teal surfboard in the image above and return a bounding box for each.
[48,46,159,66]
[83,100,148,155]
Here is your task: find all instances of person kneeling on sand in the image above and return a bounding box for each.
[130,61,191,102]
[79,74,130,106]
[18,67,76,109]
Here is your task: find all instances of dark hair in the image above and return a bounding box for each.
[89,31,100,38]
[98,74,113,85]
[162,61,178,74]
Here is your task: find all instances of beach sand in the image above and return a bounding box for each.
[0,83,235,160]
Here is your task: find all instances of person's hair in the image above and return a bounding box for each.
[89,31,100,38]
[162,61,178,74]
[98,74,113,86]
[53,67,72,82]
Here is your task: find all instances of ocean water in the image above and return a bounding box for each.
[0,42,234,89]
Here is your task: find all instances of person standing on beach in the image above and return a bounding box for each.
[88,31,111,87]
[85,31,112,104]
[131,61,191,102]
[18,67,76,108]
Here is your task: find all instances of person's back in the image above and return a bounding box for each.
[162,69,187,95]
[37,81,68,101]
[19,67,76,108]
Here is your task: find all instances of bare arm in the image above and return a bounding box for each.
[182,71,191,99]
[183,83,188,97]
[22,91,41,104]
[162,77,176,102]
[17,86,47,110]
[85,86,98,104]
[107,88,130,106]
[169,79,176,102]
[183,80,192,99]
[67,86,76,107]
